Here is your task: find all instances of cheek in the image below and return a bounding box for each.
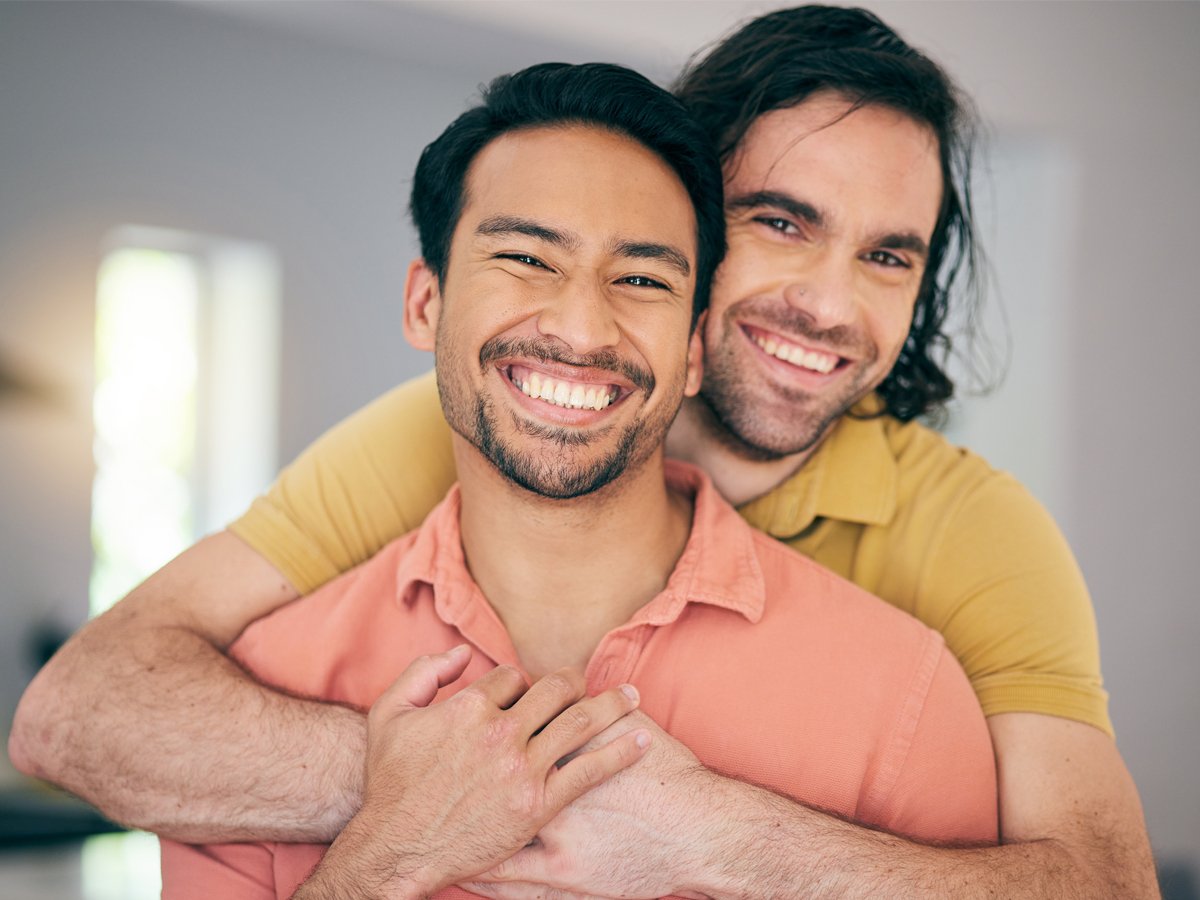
[866,298,918,362]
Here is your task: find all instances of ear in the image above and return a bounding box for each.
[683,310,706,397]
[402,259,441,352]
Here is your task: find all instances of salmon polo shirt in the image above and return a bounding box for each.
[162,463,997,900]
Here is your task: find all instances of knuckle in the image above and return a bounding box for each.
[484,712,520,747]
[556,704,592,737]
[495,664,524,685]
[505,779,541,818]
[540,671,579,700]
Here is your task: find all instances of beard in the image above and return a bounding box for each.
[438,336,679,500]
[698,297,877,460]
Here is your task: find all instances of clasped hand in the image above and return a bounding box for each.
[299,645,651,899]
[464,710,715,900]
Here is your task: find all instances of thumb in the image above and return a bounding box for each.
[375,644,472,713]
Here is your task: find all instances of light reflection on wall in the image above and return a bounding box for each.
[90,249,198,616]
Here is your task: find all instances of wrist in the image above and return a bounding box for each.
[315,703,369,834]
[667,765,749,899]
[678,771,801,900]
[302,813,443,900]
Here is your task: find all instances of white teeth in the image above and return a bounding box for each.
[514,371,616,411]
[753,333,837,375]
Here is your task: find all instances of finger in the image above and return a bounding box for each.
[474,844,544,884]
[507,668,587,737]
[529,683,639,769]
[546,728,651,808]
[374,644,471,713]
[458,663,529,711]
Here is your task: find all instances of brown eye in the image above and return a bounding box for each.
[865,250,908,268]
[498,253,549,269]
[618,275,669,290]
[754,216,797,234]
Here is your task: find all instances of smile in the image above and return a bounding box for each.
[744,325,840,375]
[506,364,620,412]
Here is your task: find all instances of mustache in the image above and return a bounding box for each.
[479,337,655,394]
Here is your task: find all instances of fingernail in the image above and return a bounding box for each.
[635,730,651,749]
[620,683,639,703]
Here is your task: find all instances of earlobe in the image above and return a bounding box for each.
[684,311,706,397]
[402,259,441,351]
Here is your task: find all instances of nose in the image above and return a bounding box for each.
[535,275,621,355]
[782,252,857,330]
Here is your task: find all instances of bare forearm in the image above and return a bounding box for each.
[10,612,365,843]
[694,774,1158,900]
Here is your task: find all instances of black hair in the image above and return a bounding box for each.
[676,5,985,421]
[410,62,726,326]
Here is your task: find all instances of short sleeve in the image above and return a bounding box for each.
[229,371,455,594]
[916,472,1111,735]
[874,646,999,845]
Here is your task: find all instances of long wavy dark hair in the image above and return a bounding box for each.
[675,6,987,422]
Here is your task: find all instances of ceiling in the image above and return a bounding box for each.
[186,0,793,77]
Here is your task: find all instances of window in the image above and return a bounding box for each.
[90,227,281,616]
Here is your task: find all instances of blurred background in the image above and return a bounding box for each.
[1,1,1197,897]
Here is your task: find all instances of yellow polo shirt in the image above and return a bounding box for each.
[231,370,1110,735]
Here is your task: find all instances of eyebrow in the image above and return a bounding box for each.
[728,190,930,261]
[610,239,692,278]
[875,232,930,260]
[727,190,824,229]
[475,215,580,250]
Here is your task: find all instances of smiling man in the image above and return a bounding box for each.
[155,63,995,898]
[12,6,1156,899]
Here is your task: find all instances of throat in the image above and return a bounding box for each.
[667,397,816,506]
[456,466,694,678]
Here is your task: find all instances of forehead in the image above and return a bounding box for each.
[455,125,697,254]
[728,94,944,237]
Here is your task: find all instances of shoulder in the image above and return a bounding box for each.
[748,528,946,671]
[230,533,422,689]
[863,415,1083,602]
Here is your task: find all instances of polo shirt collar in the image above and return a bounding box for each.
[737,397,898,541]
[391,461,767,630]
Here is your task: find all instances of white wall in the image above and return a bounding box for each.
[0,0,596,763]
[2,0,1197,878]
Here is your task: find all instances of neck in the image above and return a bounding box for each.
[665,397,822,506]
[454,439,693,678]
